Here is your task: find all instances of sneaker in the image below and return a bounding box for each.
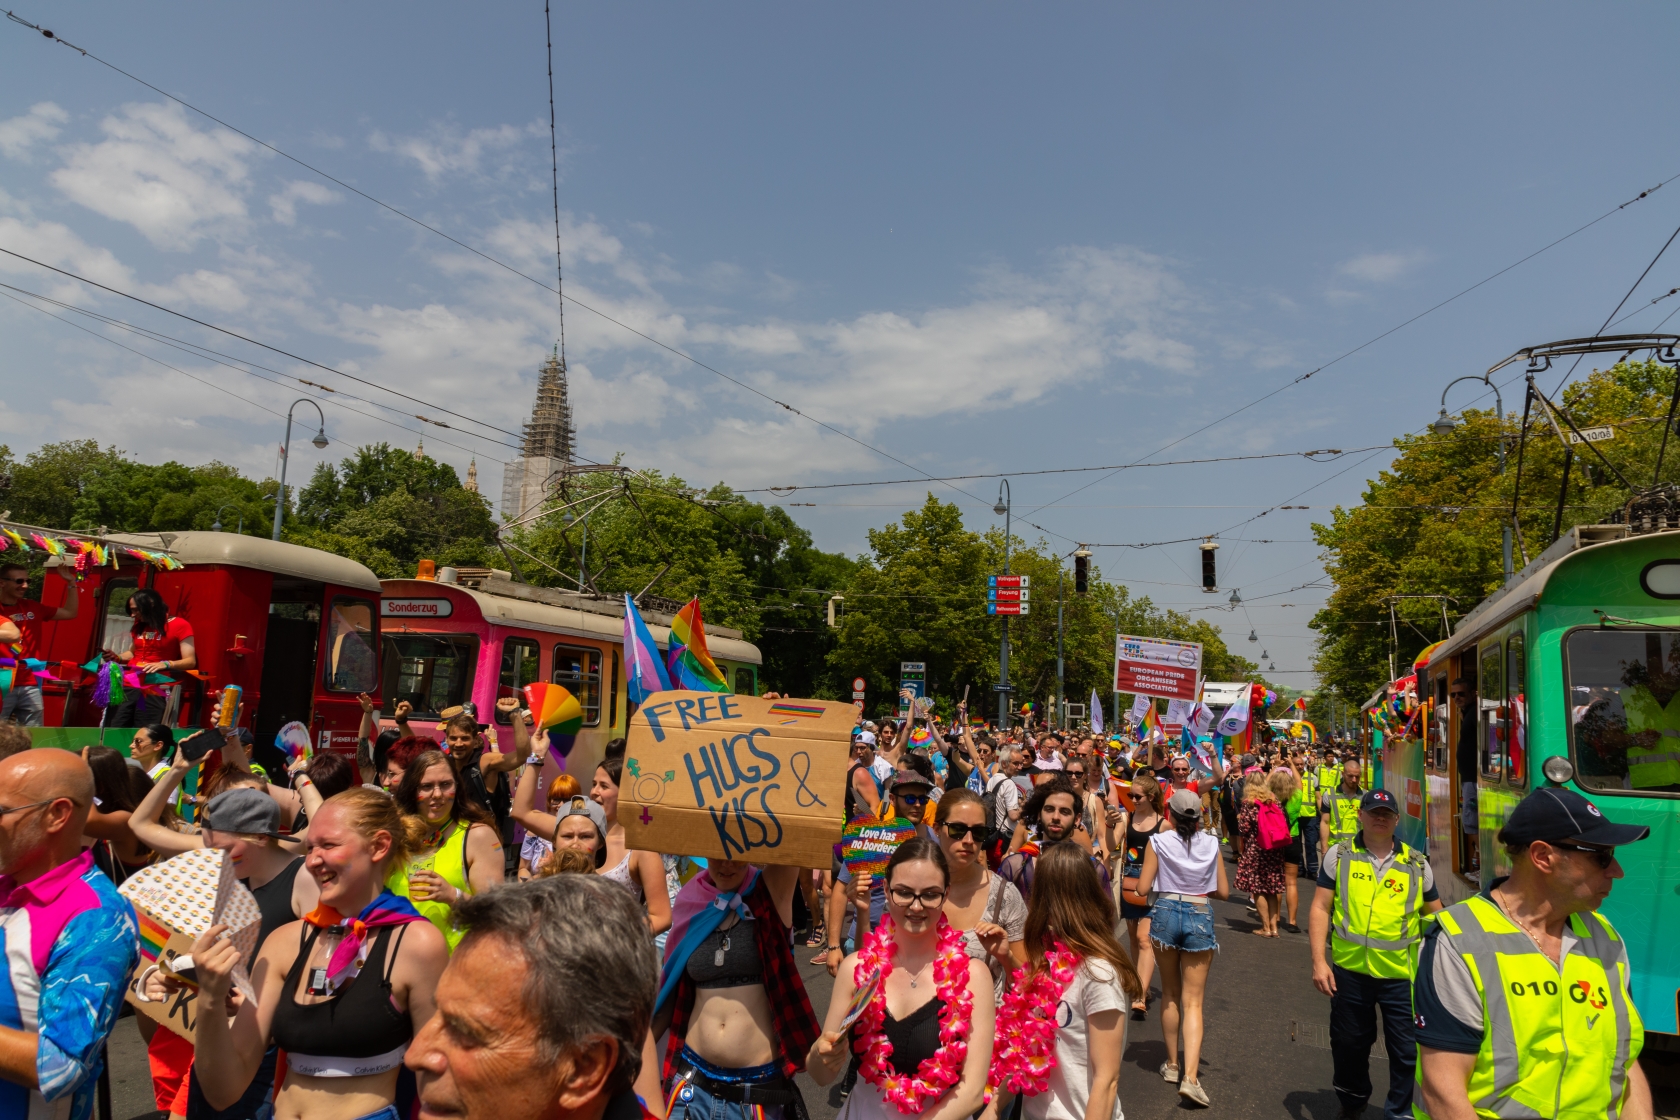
[1159,1061,1181,1084]
[1178,1080,1210,1107]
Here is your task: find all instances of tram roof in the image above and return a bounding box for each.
[106,531,384,593]
[1424,523,1673,669]
[381,578,764,665]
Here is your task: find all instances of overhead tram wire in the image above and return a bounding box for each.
[0,280,526,458]
[1020,173,1680,522]
[14,9,1674,548]
[1553,218,1680,396]
[0,247,528,447]
[0,287,515,465]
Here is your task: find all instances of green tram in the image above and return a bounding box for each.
[1393,521,1680,1039]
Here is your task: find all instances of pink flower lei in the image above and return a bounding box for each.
[988,940,1082,1096]
[851,915,975,1115]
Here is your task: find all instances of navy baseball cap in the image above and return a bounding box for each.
[1500,787,1650,848]
[1361,789,1399,813]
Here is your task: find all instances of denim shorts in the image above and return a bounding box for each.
[1149,897,1218,954]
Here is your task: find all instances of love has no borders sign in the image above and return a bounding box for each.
[622,691,851,867]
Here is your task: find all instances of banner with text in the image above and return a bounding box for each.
[1114,635,1203,704]
[622,691,850,867]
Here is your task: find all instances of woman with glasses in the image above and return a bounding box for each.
[808,837,996,1120]
[826,772,941,974]
[1064,761,1111,862]
[389,749,504,950]
[933,789,1026,997]
[1117,773,1168,1020]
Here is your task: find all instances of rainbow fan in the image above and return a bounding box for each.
[907,726,935,750]
[522,682,584,763]
[275,721,313,764]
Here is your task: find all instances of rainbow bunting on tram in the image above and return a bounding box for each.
[667,598,728,693]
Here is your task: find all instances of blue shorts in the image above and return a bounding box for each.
[1149,897,1218,954]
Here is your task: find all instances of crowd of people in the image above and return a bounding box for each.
[0,684,1655,1120]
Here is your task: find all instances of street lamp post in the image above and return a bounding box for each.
[271,399,328,541]
[211,504,243,535]
[995,480,1011,731]
[1433,374,1510,580]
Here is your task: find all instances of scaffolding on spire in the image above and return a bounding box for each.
[500,345,576,523]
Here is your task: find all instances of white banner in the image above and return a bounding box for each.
[1090,690,1104,735]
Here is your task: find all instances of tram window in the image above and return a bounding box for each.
[99,581,138,660]
[734,666,755,696]
[1505,635,1526,788]
[1479,642,1503,780]
[382,634,478,718]
[496,638,541,724]
[1566,629,1680,796]
[323,598,378,693]
[552,644,601,726]
[608,650,619,728]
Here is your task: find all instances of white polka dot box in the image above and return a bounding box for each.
[119,846,263,968]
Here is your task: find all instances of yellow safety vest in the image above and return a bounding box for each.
[1620,686,1680,790]
[388,818,473,950]
[1415,895,1643,1120]
[1317,764,1339,792]
[1325,790,1362,846]
[1330,838,1427,979]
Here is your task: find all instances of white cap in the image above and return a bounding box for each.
[854,730,877,747]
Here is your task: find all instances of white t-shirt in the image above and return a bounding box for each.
[987,772,1022,831]
[1026,958,1128,1120]
[869,756,895,784]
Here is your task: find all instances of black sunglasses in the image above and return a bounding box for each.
[943,822,991,843]
[1550,842,1616,868]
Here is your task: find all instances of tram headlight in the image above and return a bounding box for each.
[1542,756,1575,785]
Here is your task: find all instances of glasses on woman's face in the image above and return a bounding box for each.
[418,780,456,797]
[1066,768,1085,779]
[943,821,990,843]
[889,886,947,909]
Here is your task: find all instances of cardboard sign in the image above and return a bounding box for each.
[622,691,850,867]
[841,816,917,877]
[120,848,262,1029]
[1114,635,1203,703]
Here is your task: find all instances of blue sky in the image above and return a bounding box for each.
[5,2,1680,685]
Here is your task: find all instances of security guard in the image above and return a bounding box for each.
[1318,748,1342,796]
[1310,789,1442,1120]
[1620,682,1680,790]
[1320,757,1365,857]
[1414,787,1653,1119]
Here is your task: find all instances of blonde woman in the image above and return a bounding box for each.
[1234,771,1285,937]
[1269,765,1305,931]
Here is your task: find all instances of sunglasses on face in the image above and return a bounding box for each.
[889,886,947,908]
[1551,842,1616,868]
[896,793,928,808]
[943,822,991,843]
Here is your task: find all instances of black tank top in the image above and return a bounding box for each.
[247,859,303,949]
[1122,816,1157,878]
[883,998,945,1075]
[271,923,413,1060]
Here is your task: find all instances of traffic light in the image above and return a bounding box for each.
[1200,539,1219,592]
[1073,546,1090,593]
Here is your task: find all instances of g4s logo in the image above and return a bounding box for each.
[1568,980,1608,1010]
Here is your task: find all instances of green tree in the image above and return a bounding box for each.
[0,440,273,535]
[1312,358,1680,705]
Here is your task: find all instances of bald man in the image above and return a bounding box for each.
[0,749,138,1120]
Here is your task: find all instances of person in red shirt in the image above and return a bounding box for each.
[0,561,77,726]
[109,589,194,727]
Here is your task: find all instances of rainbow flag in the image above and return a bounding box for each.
[137,910,171,963]
[667,598,728,693]
[623,594,672,704]
[1139,703,1162,742]
[768,702,824,720]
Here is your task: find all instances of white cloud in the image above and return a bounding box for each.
[368,120,539,182]
[268,180,341,225]
[50,102,258,249]
[0,103,68,162]
[1336,250,1428,284]
[0,216,136,291]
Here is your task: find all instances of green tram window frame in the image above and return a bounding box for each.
[552,643,602,727]
[1505,633,1526,788]
[1562,625,1680,798]
[1479,641,1503,780]
[496,637,541,725]
[733,666,756,697]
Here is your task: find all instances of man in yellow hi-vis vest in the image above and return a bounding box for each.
[1319,758,1365,860]
[1310,788,1443,1120]
[1414,787,1654,1119]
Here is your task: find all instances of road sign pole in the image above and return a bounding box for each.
[998,480,1011,732]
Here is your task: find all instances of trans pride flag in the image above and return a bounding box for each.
[667,597,729,693]
[623,594,672,704]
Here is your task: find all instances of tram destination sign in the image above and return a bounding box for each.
[381,597,454,619]
[622,691,850,867]
[1114,634,1203,704]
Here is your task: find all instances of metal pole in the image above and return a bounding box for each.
[1056,567,1065,730]
[1113,606,1121,734]
[998,480,1012,732]
[579,513,589,591]
[271,398,326,541]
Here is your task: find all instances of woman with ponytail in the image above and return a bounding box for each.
[990,842,1141,1120]
[1135,788,1228,1107]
